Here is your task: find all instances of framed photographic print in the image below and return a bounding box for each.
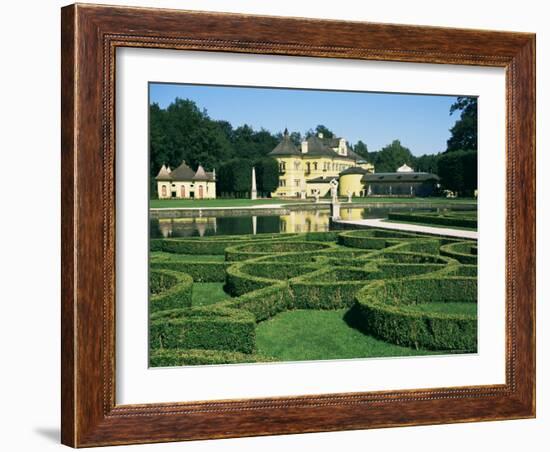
[61,3,536,447]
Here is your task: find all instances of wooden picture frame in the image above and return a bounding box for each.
[61,3,535,447]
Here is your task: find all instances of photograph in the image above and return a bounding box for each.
[147,83,479,367]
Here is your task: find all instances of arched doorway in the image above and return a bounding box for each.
[180,186,186,198]
[198,185,204,199]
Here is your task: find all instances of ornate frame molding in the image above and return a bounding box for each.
[61,4,535,447]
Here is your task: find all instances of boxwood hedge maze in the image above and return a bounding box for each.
[149,229,478,366]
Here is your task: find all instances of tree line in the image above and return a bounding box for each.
[150,96,477,197]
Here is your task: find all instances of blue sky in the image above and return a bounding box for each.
[149,83,463,156]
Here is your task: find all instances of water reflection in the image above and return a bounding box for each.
[150,206,475,238]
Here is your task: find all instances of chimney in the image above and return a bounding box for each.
[301,141,308,153]
[318,132,324,139]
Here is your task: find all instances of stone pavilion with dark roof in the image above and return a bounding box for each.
[155,161,216,199]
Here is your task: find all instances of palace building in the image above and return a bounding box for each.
[269,129,374,198]
[155,161,216,199]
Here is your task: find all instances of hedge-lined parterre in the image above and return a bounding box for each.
[149,229,478,365]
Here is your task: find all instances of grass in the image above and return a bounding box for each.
[192,282,231,307]
[403,302,477,316]
[150,197,477,209]
[383,219,477,231]
[151,252,226,262]
[150,198,305,208]
[349,197,477,204]
[256,309,440,361]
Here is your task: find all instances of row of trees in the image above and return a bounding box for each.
[345,97,477,196]
[150,96,477,197]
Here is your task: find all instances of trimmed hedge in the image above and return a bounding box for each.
[150,348,275,366]
[350,276,477,351]
[151,260,228,282]
[226,283,292,322]
[440,241,477,264]
[151,232,297,255]
[150,269,193,312]
[388,212,477,229]
[150,305,255,353]
[149,228,479,364]
[225,240,334,262]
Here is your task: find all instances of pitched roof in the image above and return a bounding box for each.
[339,166,369,176]
[397,163,414,172]
[169,161,196,181]
[269,129,301,156]
[306,175,339,183]
[305,135,337,157]
[155,164,172,181]
[192,165,212,181]
[362,172,439,183]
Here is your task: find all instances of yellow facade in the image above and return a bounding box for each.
[270,131,374,198]
[155,162,216,199]
[338,173,365,197]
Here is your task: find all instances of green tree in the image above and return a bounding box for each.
[437,150,477,196]
[414,153,440,173]
[255,157,279,196]
[447,97,478,152]
[305,125,335,139]
[218,158,253,195]
[353,140,369,159]
[373,140,415,172]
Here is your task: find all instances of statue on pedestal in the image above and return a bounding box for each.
[329,179,339,204]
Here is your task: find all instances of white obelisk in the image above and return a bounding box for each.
[251,166,257,200]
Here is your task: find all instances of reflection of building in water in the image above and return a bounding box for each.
[157,217,217,238]
[279,210,330,233]
[340,208,364,221]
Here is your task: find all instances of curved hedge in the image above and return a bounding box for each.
[149,228,478,365]
[150,269,193,312]
[440,241,477,264]
[225,240,334,262]
[387,212,477,229]
[151,232,297,255]
[351,277,477,351]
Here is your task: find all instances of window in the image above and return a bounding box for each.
[314,162,318,171]
[161,186,167,197]
[279,162,286,172]
[295,179,300,187]
[279,179,286,187]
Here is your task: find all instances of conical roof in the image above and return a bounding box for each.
[269,129,301,156]
[155,164,172,181]
[192,164,210,181]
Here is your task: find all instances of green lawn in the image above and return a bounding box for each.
[150,197,477,209]
[192,282,231,307]
[151,252,226,262]
[402,302,477,316]
[383,219,477,231]
[348,197,477,205]
[150,198,306,208]
[256,309,440,361]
